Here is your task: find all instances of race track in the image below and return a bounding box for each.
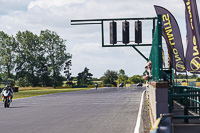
[0,87,144,133]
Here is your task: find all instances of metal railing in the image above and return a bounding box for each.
[169,86,200,123]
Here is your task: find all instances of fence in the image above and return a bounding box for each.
[169,86,200,123]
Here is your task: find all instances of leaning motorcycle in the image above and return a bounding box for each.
[1,89,12,108]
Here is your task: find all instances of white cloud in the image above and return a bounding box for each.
[0,0,29,15]
[0,0,200,78]
[28,0,86,9]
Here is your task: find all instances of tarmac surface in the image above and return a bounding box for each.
[0,87,144,133]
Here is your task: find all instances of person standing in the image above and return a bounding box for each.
[143,66,149,96]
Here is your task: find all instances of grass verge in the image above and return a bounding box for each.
[0,88,91,101]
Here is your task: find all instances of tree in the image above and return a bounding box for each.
[15,77,32,87]
[0,30,71,87]
[15,30,40,86]
[100,70,118,86]
[182,79,186,82]
[36,61,51,86]
[128,75,144,84]
[176,74,186,79]
[117,69,128,84]
[92,77,101,81]
[40,29,71,87]
[119,69,125,75]
[196,77,200,82]
[0,31,17,79]
[77,67,93,85]
[190,74,198,79]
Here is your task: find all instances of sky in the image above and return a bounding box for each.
[0,0,199,78]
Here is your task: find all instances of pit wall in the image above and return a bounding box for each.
[148,81,169,125]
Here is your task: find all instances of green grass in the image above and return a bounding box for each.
[2,88,91,101]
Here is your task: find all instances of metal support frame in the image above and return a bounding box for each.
[71,17,157,61]
[149,15,163,81]
[157,15,163,81]
[132,46,149,61]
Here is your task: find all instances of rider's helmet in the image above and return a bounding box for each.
[5,85,9,88]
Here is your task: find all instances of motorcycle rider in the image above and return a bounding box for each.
[95,83,98,89]
[1,85,14,102]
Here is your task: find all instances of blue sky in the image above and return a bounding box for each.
[0,0,199,78]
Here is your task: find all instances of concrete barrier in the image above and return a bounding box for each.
[148,81,169,125]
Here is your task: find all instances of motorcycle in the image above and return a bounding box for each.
[1,89,12,108]
[95,83,98,89]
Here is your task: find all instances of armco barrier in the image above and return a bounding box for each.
[196,82,200,87]
[174,82,181,86]
[88,85,104,88]
[56,86,72,89]
[103,84,112,87]
[189,82,196,87]
[72,86,87,88]
[126,84,131,87]
[88,85,95,88]
[126,84,137,87]
[175,82,200,87]
[181,82,189,86]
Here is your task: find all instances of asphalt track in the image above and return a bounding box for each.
[0,87,144,133]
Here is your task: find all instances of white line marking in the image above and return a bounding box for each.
[134,90,145,133]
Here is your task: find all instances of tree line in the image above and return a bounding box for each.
[100,69,145,86]
[75,69,200,87]
[75,68,144,86]
[0,30,71,87]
